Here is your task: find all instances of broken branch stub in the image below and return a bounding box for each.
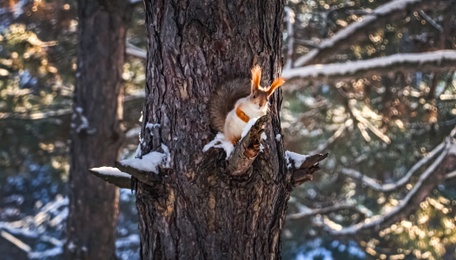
[227,115,268,176]
[291,153,328,186]
[115,160,162,186]
[89,167,131,189]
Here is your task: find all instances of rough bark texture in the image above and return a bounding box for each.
[136,0,290,259]
[64,1,131,259]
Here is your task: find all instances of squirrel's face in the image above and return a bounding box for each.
[249,64,286,110]
[250,90,269,109]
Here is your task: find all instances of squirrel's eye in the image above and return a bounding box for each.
[253,95,256,98]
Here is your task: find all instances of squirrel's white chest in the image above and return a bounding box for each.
[224,111,247,139]
[223,98,268,143]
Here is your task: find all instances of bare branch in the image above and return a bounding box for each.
[340,141,446,192]
[418,10,443,32]
[227,116,268,176]
[294,0,444,66]
[326,138,455,236]
[284,50,456,89]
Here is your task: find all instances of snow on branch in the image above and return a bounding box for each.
[418,10,443,32]
[293,0,441,66]
[284,50,456,86]
[325,137,455,236]
[126,42,147,60]
[90,167,131,189]
[287,203,356,220]
[446,170,456,180]
[284,6,295,70]
[286,151,328,186]
[339,141,446,192]
[115,151,168,186]
[349,105,391,144]
[91,141,171,187]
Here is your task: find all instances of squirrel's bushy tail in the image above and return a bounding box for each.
[209,78,251,133]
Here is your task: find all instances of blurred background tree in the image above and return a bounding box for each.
[0,0,455,259]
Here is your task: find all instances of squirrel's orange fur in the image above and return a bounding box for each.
[209,65,285,144]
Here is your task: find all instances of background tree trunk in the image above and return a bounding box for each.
[137,0,290,258]
[64,1,131,259]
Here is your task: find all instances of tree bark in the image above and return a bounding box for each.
[136,0,292,258]
[64,1,131,259]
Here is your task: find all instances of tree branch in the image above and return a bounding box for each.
[226,116,268,176]
[294,0,445,66]
[284,50,456,89]
[126,42,147,60]
[311,123,348,154]
[339,141,446,192]
[325,137,455,236]
[287,152,329,186]
[418,10,443,32]
[89,167,131,189]
[287,203,356,220]
[446,170,456,180]
[115,160,162,186]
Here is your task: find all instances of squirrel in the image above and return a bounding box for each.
[209,65,286,144]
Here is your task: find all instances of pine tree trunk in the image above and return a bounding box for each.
[137,1,291,258]
[65,1,131,259]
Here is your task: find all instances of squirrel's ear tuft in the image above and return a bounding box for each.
[251,65,262,91]
[267,77,286,97]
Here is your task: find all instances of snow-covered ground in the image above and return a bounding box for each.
[0,168,140,260]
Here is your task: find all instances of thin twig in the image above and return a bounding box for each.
[287,203,356,220]
[418,10,443,32]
